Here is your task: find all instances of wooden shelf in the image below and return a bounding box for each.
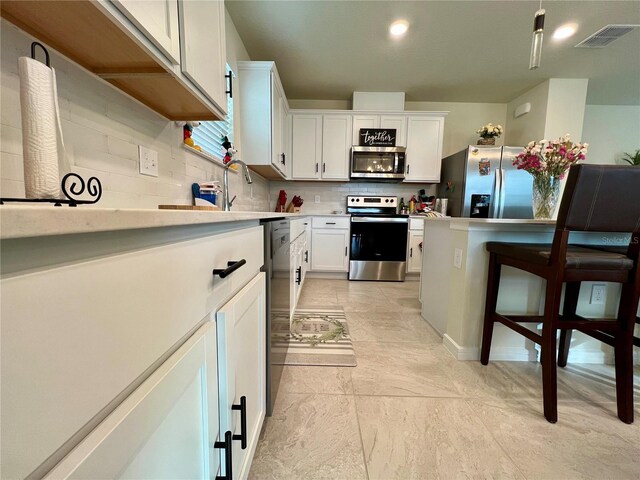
[1,0,221,121]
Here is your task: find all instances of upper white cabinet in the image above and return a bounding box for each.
[112,0,181,65]
[291,113,352,181]
[321,114,353,180]
[291,114,323,179]
[177,0,227,112]
[352,114,406,147]
[237,62,290,179]
[44,322,221,479]
[405,115,445,182]
[0,0,228,119]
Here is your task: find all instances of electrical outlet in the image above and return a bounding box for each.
[590,284,606,305]
[139,146,158,177]
[314,195,320,203]
[454,248,463,269]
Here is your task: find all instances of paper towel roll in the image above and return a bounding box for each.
[19,56,67,199]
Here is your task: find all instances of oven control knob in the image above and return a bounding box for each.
[385,199,389,203]
[356,198,360,202]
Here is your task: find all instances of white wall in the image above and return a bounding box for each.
[543,79,589,141]
[0,17,269,211]
[582,105,640,165]
[269,181,436,214]
[504,81,550,146]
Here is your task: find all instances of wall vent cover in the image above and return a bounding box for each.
[575,24,639,48]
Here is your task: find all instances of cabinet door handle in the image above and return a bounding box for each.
[231,396,247,449]
[410,247,413,257]
[406,164,410,175]
[281,153,286,165]
[225,72,233,98]
[345,246,348,257]
[325,222,336,225]
[305,250,309,263]
[214,431,233,480]
[213,259,246,278]
[322,163,326,173]
[296,266,302,285]
[315,163,319,173]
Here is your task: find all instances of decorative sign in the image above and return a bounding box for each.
[359,129,397,147]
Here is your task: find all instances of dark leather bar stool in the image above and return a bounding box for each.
[480,164,640,423]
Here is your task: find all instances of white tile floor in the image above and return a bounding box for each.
[249,279,640,480]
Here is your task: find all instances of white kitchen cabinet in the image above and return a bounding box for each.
[1,225,264,479]
[321,114,353,180]
[291,114,323,180]
[405,115,445,182]
[303,220,312,282]
[237,61,289,179]
[216,273,266,480]
[407,231,424,273]
[44,322,223,479]
[352,114,406,146]
[112,0,181,65]
[408,217,425,274]
[310,217,350,272]
[177,0,227,112]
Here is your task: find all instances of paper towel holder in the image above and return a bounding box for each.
[31,41,50,67]
[0,173,102,207]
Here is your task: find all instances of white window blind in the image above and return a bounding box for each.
[192,66,234,160]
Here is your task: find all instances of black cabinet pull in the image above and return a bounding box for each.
[305,250,309,263]
[322,163,326,173]
[345,246,348,257]
[326,222,336,225]
[296,266,302,285]
[281,153,286,165]
[407,164,410,175]
[213,259,246,278]
[214,430,233,480]
[315,163,319,173]
[231,396,247,449]
[410,247,413,257]
[225,73,233,98]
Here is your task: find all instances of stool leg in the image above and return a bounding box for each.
[541,277,562,423]
[615,283,637,424]
[558,282,581,368]
[481,253,501,365]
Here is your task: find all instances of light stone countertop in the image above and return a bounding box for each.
[0,205,304,240]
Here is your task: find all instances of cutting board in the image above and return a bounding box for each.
[158,204,220,211]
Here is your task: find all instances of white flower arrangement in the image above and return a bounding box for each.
[477,123,504,139]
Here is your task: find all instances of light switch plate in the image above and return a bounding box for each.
[590,284,605,305]
[314,195,320,203]
[139,145,158,177]
[454,248,463,269]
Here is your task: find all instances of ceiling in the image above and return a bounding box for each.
[226,0,640,105]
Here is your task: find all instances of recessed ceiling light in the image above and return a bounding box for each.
[389,20,409,37]
[553,23,578,40]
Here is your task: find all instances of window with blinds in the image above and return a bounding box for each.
[192,66,234,160]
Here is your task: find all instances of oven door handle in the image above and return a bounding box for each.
[351,217,408,223]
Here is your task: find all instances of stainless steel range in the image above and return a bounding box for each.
[347,195,409,281]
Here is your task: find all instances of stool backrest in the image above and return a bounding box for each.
[557,164,640,233]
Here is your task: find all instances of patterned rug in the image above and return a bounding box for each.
[272,308,357,367]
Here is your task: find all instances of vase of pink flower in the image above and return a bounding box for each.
[513,135,589,219]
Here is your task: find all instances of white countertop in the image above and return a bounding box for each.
[425,217,556,224]
[0,206,303,239]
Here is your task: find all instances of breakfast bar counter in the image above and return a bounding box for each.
[420,217,634,364]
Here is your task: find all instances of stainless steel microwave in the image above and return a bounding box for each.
[350,146,406,180]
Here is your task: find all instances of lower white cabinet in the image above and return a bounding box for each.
[407,231,423,273]
[216,273,266,480]
[311,231,349,272]
[45,322,221,479]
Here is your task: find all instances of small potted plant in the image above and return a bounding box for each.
[621,149,640,166]
[476,123,503,145]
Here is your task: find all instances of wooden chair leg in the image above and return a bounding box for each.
[481,253,501,365]
[558,282,581,367]
[541,277,563,423]
[615,284,638,424]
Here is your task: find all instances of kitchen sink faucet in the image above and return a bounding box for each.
[223,159,253,211]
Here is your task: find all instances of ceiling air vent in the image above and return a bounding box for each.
[575,24,639,48]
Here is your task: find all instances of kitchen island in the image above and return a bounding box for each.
[420,218,635,364]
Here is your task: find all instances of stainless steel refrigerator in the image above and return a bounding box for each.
[438,145,533,219]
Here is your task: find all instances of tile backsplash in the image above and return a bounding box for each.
[269,181,437,214]
[0,21,270,211]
